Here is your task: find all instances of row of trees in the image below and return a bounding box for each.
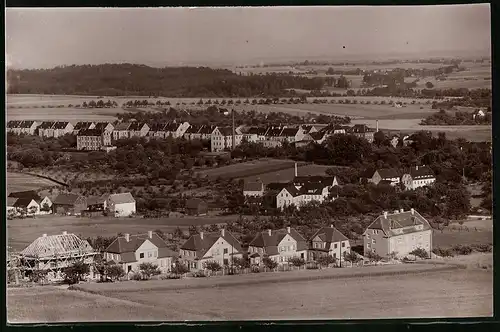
[421,109,492,125]
[80,100,118,108]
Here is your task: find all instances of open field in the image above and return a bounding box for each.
[243,164,333,184]
[7,172,61,194]
[9,265,491,322]
[432,228,492,248]
[195,158,300,180]
[7,214,241,252]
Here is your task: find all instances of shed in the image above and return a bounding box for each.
[185,198,208,216]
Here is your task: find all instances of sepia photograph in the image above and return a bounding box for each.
[5,4,492,323]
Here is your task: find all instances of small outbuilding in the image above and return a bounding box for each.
[185,198,208,216]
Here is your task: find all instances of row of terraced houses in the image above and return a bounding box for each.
[8,120,416,152]
[19,208,432,281]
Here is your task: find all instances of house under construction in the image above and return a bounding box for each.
[15,231,97,281]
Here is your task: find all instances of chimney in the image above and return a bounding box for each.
[42,234,47,237]
[148,230,153,238]
[400,208,404,213]
[376,120,379,132]
[125,233,130,242]
[200,232,204,240]
[330,224,334,228]
[383,211,388,219]
[62,231,67,235]
[221,229,225,237]
[295,163,298,177]
[411,208,415,215]
[268,229,272,236]
[416,165,419,171]
[287,226,291,234]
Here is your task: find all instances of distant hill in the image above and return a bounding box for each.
[6,63,324,97]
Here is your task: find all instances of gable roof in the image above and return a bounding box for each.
[247,127,268,135]
[180,231,242,257]
[105,232,176,259]
[53,193,83,206]
[405,166,435,179]
[94,122,113,131]
[78,128,104,136]
[13,197,38,208]
[39,121,55,129]
[349,124,373,134]
[107,192,135,204]
[185,125,203,134]
[128,122,147,131]
[74,122,95,130]
[366,209,431,237]
[280,127,300,137]
[310,226,349,250]
[19,120,37,129]
[20,233,95,259]
[310,131,327,140]
[266,127,284,137]
[267,182,289,191]
[7,120,21,128]
[293,176,335,187]
[186,198,207,209]
[86,196,106,206]
[216,127,235,136]
[53,121,71,129]
[249,228,308,255]
[199,125,216,135]
[114,122,131,131]
[8,190,41,201]
[375,168,402,179]
[7,197,18,206]
[244,181,264,192]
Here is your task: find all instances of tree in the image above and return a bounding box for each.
[365,251,383,263]
[262,257,278,271]
[425,82,435,89]
[139,262,161,280]
[288,257,306,269]
[28,268,48,283]
[171,262,189,278]
[409,248,429,260]
[40,202,51,212]
[232,256,250,270]
[106,264,125,281]
[373,130,386,146]
[82,101,88,108]
[343,251,361,267]
[317,255,336,268]
[63,260,90,284]
[203,260,222,276]
[28,205,38,215]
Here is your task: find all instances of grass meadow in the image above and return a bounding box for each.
[7,172,61,194]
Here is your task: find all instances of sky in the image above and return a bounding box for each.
[5,5,491,69]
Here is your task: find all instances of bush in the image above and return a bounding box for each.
[470,243,493,253]
[63,261,90,285]
[106,264,125,281]
[131,272,142,281]
[432,247,454,257]
[192,270,207,278]
[409,247,429,259]
[251,265,261,273]
[139,262,161,280]
[262,257,278,270]
[288,257,306,268]
[317,255,336,267]
[452,245,473,255]
[306,264,319,270]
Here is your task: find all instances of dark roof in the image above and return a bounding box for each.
[379,180,393,185]
[249,228,308,254]
[366,209,432,237]
[198,125,216,134]
[129,122,147,131]
[7,120,21,128]
[53,193,83,206]
[244,181,264,192]
[293,176,335,187]
[375,168,402,179]
[406,166,435,179]
[39,121,55,129]
[114,122,131,131]
[280,128,300,137]
[186,198,207,209]
[163,122,179,131]
[107,193,135,204]
[247,127,268,135]
[13,197,37,208]
[185,125,202,134]
[266,182,289,191]
[94,122,112,131]
[106,232,177,259]
[149,123,167,131]
[216,127,234,136]
[180,231,243,257]
[310,226,349,250]
[8,190,41,201]
[310,131,327,140]
[53,121,70,129]
[86,196,106,206]
[266,127,284,137]
[74,122,94,130]
[78,128,104,136]
[19,120,37,128]
[7,197,18,206]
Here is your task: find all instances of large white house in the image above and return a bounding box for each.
[211,127,243,152]
[105,192,136,217]
[248,227,308,265]
[104,231,177,276]
[276,182,330,210]
[401,166,436,190]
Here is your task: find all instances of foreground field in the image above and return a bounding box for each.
[7,172,61,194]
[8,266,492,322]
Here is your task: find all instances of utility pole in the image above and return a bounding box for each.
[232,109,236,151]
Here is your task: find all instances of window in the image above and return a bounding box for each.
[372,239,376,244]
[139,253,144,259]
[223,248,228,254]
[334,243,338,249]
[372,230,376,234]
[342,242,346,248]
[367,243,371,249]
[148,251,153,258]
[127,265,132,272]
[223,259,229,265]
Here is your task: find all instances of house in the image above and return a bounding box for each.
[77,129,112,151]
[37,121,56,138]
[183,124,203,140]
[197,125,217,140]
[112,122,131,141]
[245,127,269,141]
[363,208,432,258]
[349,124,375,143]
[185,198,208,216]
[104,231,177,276]
[94,122,114,133]
[164,121,190,138]
[72,122,95,135]
[14,121,41,135]
[6,120,21,134]
[401,165,436,191]
[320,124,346,135]
[293,175,339,189]
[211,127,243,152]
[105,192,136,217]
[472,109,486,120]
[309,225,351,265]
[8,191,52,215]
[52,193,87,215]
[83,196,107,217]
[309,131,329,144]
[367,168,402,186]
[276,182,330,210]
[147,123,169,138]
[248,227,308,265]
[52,122,74,138]
[179,229,243,271]
[7,197,18,214]
[128,122,150,138]
[19,232,97,281]
[279,127,306,144]
[243,181,265,197]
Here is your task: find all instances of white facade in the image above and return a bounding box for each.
[109,202,136,217]
[276,187,329,210]
[211,128,243,152]
[401,174,436,190]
